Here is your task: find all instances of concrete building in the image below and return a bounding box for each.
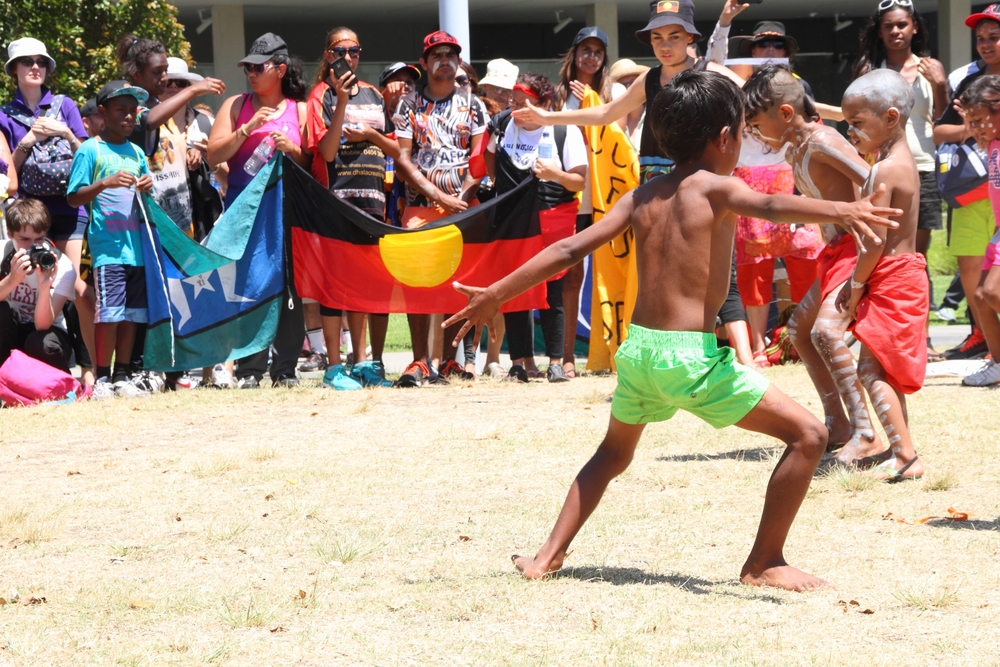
[174,0,981,108]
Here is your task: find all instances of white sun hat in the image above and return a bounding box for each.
[166,57,204,82]
[5,37,56,76]
[479,59,518,90]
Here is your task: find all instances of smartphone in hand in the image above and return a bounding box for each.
[331,56,353,80]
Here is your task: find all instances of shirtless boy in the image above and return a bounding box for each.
[445,71,899,591]
[743,64,884,465]
[836,70,927,482]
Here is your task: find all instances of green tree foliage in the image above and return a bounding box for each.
[0,0,190,103]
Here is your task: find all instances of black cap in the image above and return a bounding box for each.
[379,62,421,88]
[636,0,701,44]
[573,26,609,47]
[80,98,99,117]
[96,81,149,106]
[238,32,289,66]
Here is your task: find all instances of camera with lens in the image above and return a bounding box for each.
[27,240,59,271]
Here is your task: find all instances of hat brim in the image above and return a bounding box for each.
[478,75,514,89]
[966,12,1000,28]
[733,34,799,58]
[166,71,204,82]
[379,64,421,87]
[636,17,701,45]
[98,88,149,106]
[4,54,56,77]
[237,52,286,66]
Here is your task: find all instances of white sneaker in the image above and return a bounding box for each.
[210,364,234,389]
[962,359,1000,386]
[92,377,115,401]
[130,371,165,394]
[936,307,958,323]
[114,377,150,398]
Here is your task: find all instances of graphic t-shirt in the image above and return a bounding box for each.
[988,138,1000,222]
[313,82,394,219]
[1,241,76,330]
[67,137,150,268]
[393,88,487,206]
[488,118,587,209]
[148,116,193,231]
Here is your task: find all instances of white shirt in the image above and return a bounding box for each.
[2,242,76,331]
[489,123,588,175]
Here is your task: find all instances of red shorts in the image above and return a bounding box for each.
[736,255,820,307]
[819,233,858,300]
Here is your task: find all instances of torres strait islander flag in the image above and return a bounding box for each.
[285,157,548,314]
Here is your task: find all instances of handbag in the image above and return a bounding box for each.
[1,95,75,197]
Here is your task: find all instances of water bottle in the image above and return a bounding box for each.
[244,135,275,176]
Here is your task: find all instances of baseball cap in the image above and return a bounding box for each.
[479,59,518,90]
[5,37,56,76]
[966,4,1000,28]
[731,21,799,58]
[422,31,462,58]
[96,81,149,106]
[379,62,421,88]
[573,27,609,48]
[238,32,289,66]
[80,98,99,117]
[636,0,702,44]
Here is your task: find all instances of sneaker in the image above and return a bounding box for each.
[130,371,165,394]
[506,364,530,383]
[963,359,1000,386]
[113,377,150,398]
[438,359,474,382]
[350,361,392,388]
[203,365,235,389]
[92,377,115,401]
[323,364,363,390]
[237,376,261,389]
[935,306,958,323]
[943,327,989,360]
[165,372,199,391]
[396,360,430,388]
[272,375,300,388]
[298,350,328,372]
[547,363,571,383]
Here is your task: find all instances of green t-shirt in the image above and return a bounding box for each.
[68,137,150,268]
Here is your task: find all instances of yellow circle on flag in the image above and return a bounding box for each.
[378,224,463,288]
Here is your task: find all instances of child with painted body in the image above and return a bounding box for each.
[445,71,900,591]
[743,65,885,465]
[836,70,927,481]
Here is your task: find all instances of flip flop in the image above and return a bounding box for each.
[870,455,922,483]
[753,353,772,369]
[563,362,577,379]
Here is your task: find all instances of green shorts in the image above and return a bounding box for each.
[950,198,996,257]
[611,326,769,428]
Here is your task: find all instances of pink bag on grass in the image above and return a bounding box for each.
[0,350,83,407]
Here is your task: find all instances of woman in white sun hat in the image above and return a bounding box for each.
[478,59,518,109]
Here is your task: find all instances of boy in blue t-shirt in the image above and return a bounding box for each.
[67,81,152,390]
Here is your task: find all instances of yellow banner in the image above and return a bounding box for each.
[580,91,640,371]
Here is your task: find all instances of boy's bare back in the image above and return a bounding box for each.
[788,126,869,203]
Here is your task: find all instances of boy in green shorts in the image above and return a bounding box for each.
[445,70,900,591]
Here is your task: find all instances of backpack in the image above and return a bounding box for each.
[936,138,990,208]
[0,349,83,407]
[1,95,76,197]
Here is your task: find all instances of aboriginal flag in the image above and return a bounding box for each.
[285,158,548,314]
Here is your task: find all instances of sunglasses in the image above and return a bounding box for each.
[243,62,274,75]
[877,0,913,10]
[755,39,787,50]
[166,79,191,89]
[328,46,361,58]
[18,57,48,69]
[455,75,470,86]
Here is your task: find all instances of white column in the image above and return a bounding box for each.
[586,3,619,63]
[211,5,247,97]
[439,0,471,58]
[938,0,972,76]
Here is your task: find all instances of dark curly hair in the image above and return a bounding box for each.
[515,72,555,105]
[650,70,745,165]
[852,3,930,79]
[272,53,308,102]
[743,64,819,122]
[115,34,166,84]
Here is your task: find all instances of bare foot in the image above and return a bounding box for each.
[832,432,883,466]
[851,447,895,470]
[512,553,564,580]
[563,361,576,379]
[740,564,833,592]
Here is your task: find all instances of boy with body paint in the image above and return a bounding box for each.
[743,65,885,465]
[836,69,927,482]
[445,71,900,591]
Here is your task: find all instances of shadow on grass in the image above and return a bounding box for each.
[920,517,999,531]
[656,446,777,463]
[553,565,784,603]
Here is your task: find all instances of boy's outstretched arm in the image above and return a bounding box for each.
[713,177,900,251]
[444,191,636,345]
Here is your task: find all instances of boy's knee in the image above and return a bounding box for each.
[809,326,839,352]
[595,442,635,476]
[797,420,828,462]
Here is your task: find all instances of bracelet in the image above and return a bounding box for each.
[16,142,31,154]
[238,125,249,139]
[850,279,866,291]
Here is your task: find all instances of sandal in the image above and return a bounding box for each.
[870,455,922,483]
[563,361,577,379]
[927,348,945,363]
[752,353,771,369]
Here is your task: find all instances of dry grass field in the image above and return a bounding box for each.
[1,365,998,666]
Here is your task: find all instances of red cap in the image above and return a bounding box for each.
[422,30,461,58]
[966,4,1000,28]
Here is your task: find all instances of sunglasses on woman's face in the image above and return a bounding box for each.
[166,79,191,89]
[756,39,787,50]
[455,75,470,86]
[243,62,273,75]
[18,57,47,69]
[328,46,361,58]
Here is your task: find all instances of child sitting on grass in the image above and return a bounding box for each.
[446,70,900,591]
[835,70,927,482]
[742,64,885,465]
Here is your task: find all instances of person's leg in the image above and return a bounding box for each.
[974,268,1000,358]
[782,255,820,306]
[22,327,73,372]
[93,322,117,378]
[956,255,985,330]
[513,416,646,578]
[562,262,584,377]
[733,384,831,591]
[940,271,965,311]
[723,320,755,367]
[320,309,344,366]
[503,310,532,366]
[485,313,505,367]
[346,311,367,364]
[407,314,430,362]
[541,277,566,366]
[268,294,305,382]
[738,259,774,357]
[113,322,136,381]
[369,314,389,363]
[854,347,923,480]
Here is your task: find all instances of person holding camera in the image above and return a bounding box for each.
[0,197,77,372]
